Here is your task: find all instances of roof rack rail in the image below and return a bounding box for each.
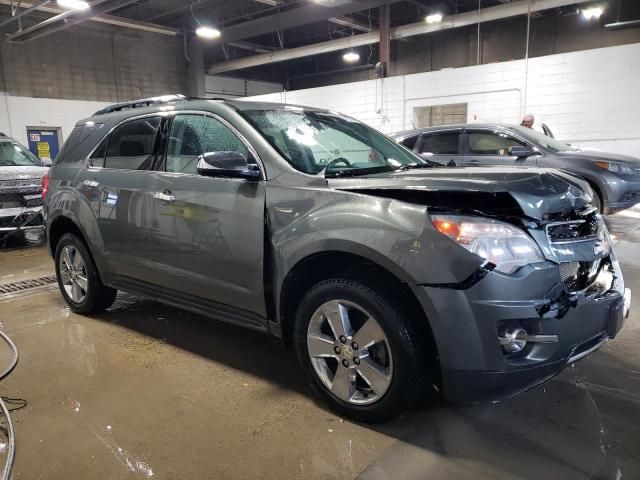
[93,94,188,116]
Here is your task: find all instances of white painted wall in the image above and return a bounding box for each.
[245,43,640,157]
[0,94,109,147]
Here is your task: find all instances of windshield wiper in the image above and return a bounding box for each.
[324,165,394,178]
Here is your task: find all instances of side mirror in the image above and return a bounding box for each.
[509,146,534,158]
[41,158,53,167]
[196,151,261,180]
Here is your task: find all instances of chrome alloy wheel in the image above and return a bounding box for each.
[306,299,393,405]
[59,245,88,304]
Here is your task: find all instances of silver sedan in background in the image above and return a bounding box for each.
[392,124,640,214]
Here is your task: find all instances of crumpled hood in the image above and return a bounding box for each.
[327,166,592,219]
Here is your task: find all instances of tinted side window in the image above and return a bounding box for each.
[420,133,459,155]
[105,117,161,170]
[57,123,103,163]
[468,132,523,156]
[166,114,249,174]
[400,135,419,150]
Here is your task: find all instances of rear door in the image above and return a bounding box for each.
[147,112,267,317]
[463,129,536,167]
[78,115,163,281]
[414,129,463,166]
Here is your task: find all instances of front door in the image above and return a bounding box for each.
[27,128,61,164]
[414,130,463,167]
[147,112,266,316]
[463,130,536,167]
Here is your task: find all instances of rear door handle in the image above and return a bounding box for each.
[467,160,480,165]
[153,191,176,202]
[83,179,100,188]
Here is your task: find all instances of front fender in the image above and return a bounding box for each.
[268,184,483,292]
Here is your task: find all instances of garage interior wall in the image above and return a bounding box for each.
[245,42,640,156]
[0,25,187,146]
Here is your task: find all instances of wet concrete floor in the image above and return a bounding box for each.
[0,212,638,480]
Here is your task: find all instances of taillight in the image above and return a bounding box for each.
[41,173,50,199]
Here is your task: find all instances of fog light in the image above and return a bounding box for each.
[499,327,527,353]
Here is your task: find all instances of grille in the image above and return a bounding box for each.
[561,259,603,292]
[0,192,42,209]
[546,208,600,243]
[0,275,57,296]
[559,262,579,282]
[0,212,43,229]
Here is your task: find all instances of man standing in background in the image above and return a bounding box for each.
[521,114,535,128]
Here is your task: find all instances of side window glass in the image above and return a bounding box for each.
[420,133,460,155]
[468,132,523,156]
[166,114,249,174]
[89,138,107,167]
[401,135,418,150]
[105,117,161,170]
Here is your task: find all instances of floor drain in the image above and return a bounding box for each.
[0,275,57,295]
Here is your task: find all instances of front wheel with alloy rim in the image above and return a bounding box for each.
[294,278,427,423]
[55,233,117,314]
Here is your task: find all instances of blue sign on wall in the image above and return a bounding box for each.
[27,128,60,162]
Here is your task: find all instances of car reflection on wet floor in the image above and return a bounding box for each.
[0,211,639,479]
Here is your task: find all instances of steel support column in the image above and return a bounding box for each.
[378,3,390,77]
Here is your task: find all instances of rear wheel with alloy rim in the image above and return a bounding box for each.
[295,278,426,423]
[55,233,117,314]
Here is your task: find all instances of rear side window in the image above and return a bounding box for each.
[400,135,419,150]
[56,123,102,163]
[166,114,249,174]
[104,117,161,170]
[420,132,460,155]
[468,132,523,156]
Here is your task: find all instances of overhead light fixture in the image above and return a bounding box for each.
[425,13,443,24]
[581,6,603,19]
[56,0,90,10]
[342,51,360,63]
[196,26,222,40]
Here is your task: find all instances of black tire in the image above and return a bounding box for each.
[54,233,117,314]
[294,278,427,423]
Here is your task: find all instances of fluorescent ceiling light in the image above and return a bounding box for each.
[57,0,90,10]
[196,26,221,40]
[342,51,360,63]
[425,13,443,24]
[581,6,603,19]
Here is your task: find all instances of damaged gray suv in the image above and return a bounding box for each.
[43,96,631,422]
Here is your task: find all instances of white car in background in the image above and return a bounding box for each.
[0,134,49,240]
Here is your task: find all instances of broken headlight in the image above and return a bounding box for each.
[431,215,545,274]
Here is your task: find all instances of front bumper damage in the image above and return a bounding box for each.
[412,215,630,403]
[0,179,45,237]
[0,206,44,233]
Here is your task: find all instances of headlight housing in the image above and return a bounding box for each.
[595,161,640,176]
[431,215,545,274]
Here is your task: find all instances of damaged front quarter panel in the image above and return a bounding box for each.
[266,179,487,289]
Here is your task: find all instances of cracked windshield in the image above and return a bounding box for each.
[243,109,425,176]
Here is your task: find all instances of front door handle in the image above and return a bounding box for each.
[83,179,100,188]
[153,191,176,202]
[467,160,480,165]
